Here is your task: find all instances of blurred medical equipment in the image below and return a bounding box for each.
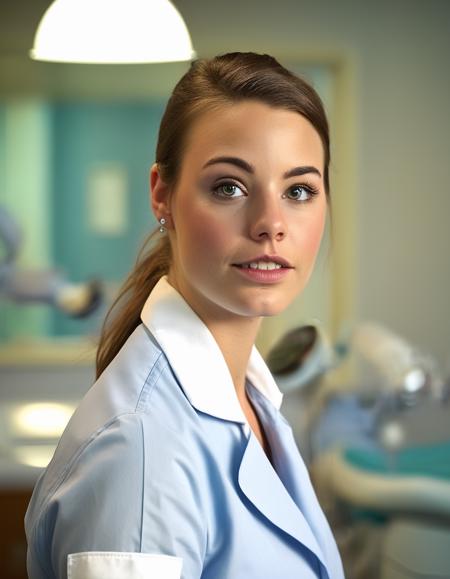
[0,205,102,317]
[352,321,446,404]
[267,321,358,463]
[266,324,339,392]
[266,323,345,462]
[268,322,450,579]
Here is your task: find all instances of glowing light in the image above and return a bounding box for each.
[14,445,57,468]
[12,403,75,438]
[379,421,405,451]
[404,367,426,393]
[30,0,196,64]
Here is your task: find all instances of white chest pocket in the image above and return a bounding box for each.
[67,552,183,579]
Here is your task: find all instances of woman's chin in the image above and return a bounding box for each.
[236,297,292,319]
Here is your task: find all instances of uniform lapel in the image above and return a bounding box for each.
[237,432,327,570]
[242,383,344,579]
[266,412,342,577]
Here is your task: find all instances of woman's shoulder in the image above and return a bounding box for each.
[25,326,210,560]
[28,325,200,514]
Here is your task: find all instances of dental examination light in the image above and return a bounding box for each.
[30,0,196,64]
[266,324,341,393]
[0,206,102,318]
[351,322,442,405]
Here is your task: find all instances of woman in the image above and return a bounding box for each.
[25,52,345,579]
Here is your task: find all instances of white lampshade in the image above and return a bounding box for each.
[30,0,196,64]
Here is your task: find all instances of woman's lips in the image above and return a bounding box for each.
[232,262,292,283]
[233,254,293,269]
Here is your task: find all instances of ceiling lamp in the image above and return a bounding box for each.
[30,0,196,64]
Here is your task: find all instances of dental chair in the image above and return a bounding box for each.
[313,440,450,578]
[268,322,450,579]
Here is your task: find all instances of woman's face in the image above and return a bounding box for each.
[154,100,327,323]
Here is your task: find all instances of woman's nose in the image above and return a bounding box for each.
[248,196,286,242]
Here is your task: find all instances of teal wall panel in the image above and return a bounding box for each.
[51,101,166,336]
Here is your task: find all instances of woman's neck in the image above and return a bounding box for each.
[207,314,274,463]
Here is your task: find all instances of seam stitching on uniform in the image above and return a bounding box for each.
[135,351,168,413]
[139,414,146,553]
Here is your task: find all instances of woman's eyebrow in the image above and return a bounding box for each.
[202,156,322,179]
[202,156,254,173]
[283,166,322,179]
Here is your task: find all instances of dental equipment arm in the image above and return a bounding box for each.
[0,206,102,318]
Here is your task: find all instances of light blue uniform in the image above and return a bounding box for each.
[25,277,345,579]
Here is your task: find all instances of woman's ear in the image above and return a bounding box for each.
[150,163,172,226]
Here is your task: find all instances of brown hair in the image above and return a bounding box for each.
[96,52,331,378]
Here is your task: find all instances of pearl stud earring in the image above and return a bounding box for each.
[159,217,166,233]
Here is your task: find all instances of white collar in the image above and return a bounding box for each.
[140,276,283,423]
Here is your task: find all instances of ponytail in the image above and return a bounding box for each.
[95,231,171,379]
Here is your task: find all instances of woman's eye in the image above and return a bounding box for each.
[213,182,245,198]
[285,184,317,202]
